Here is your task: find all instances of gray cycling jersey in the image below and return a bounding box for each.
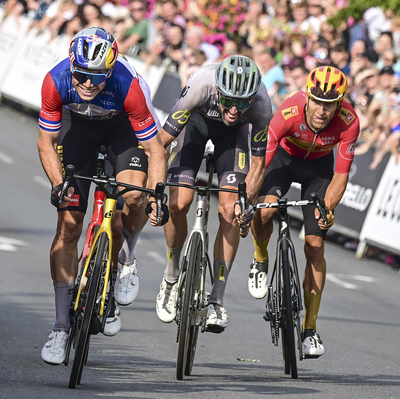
[163,64,272,156]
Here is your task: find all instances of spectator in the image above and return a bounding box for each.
[348,39,371,78]
[290,0,311,34]
[330,42,349,72]
[160,0,186,38]
[252,41,271,76]
[377,48,400,73]
[364,7,393,44]
[77,2,104,28]
[118,0,149,55]
[306,0,326,35]
[89,0,118,19]
[178,47,207,87]
[319,21,340,48]
[161,22,185,71]
[184,26,220,63]
[260,47,285,95]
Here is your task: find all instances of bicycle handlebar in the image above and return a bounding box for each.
[58,164,75,205]
[60,164,166,217]
[255,192,329,226]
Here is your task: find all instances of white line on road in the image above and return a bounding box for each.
[146,251,165,265]
[326,273,375,290]
[33,175,51,188]
[0,236,28,251]
[0,151,14,164]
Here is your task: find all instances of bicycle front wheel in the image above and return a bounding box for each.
[68,232,109,389]
[176,232,202,380]
[280,238,298,379]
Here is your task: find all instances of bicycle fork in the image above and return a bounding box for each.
[74,197,117,318]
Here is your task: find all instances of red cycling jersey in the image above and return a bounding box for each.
[266,91,359,174]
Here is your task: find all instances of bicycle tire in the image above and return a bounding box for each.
[185,237,205,376]
[176,232,202,380]
[280,238,298,379]
[68,232,108,389]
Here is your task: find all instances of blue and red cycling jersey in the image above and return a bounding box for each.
[39,55,158,141]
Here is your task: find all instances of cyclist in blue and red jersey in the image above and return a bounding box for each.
[245,66,360,358]
[38,27,168,365]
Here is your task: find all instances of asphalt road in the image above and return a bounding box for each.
[0,102,399,399]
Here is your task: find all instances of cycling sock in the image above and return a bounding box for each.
[302,292,322,331]
[209,260,233,306]
[253,236,270,263]
[53,280,75,332]
[118,226,141,264]
[164,246,182,283]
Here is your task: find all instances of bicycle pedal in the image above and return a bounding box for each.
[204,325,225,334]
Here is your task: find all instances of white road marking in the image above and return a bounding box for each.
[0,151,14,164]
[0,236,29,251]
[33,175,51,188]
[146,251,165,264]
[326,273,375,290]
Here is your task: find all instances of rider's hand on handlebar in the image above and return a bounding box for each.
[51,184,75,208]
[145,201,169,226]
[315,208,334,230]
[234,201,255,225]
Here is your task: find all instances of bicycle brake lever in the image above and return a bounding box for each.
[238,181,247,235]
[59,164,75,205]
[310,192,328,226]
[155,182,164,225]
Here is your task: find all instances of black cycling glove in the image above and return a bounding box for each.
[145,201,170,225]
[234,200,256,224]
[51,183,63,208]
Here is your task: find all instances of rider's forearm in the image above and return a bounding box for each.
[324,172,349,211]
[245,155,266,204]
[37,129,63,187]
[144,135,167,196]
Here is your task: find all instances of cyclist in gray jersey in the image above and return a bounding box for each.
[156,55,272,331]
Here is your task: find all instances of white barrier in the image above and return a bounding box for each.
[0,14,166,113]
[357,155,400,257]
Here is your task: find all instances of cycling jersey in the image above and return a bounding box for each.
[163,64,272,157]
[266,90,359,173]
[39,55,158,141]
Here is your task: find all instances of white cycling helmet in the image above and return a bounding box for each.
[69,27,118,71]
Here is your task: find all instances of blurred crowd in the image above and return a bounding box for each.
[1,0,400,169]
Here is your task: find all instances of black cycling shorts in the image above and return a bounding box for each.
[57,107,148,213]
[167,111,253,188]
[259,146,334,238]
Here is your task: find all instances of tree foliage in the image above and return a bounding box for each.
[327,0,400,28]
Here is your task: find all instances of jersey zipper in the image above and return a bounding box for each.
[303,132,318,159]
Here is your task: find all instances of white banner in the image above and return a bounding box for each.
[1,27,69,110]
[358,155,400,255]
[0,12,30,87]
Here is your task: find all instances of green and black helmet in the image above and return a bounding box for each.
[215,55,262,99]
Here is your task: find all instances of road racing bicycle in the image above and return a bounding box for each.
[254,193,328,379]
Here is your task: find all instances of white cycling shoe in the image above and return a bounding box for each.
[41,330,69,365]
[302,329,325,358]
[156,279,178,323]
[248,259,269,299]
[114,259,139,306]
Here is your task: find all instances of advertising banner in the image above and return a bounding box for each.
[357,155,400,256]
[1,28,69,110]
[0,12,30,87]
[285,147,390,239]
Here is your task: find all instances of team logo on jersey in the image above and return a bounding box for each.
[346,143,356,155]
[254,126,268,142]
[339,108,355,125]
[282,106,299,120]
[299,124,307,131]
[181,85,190,98]
[172,109,191,124]
[238,153,246,170]
[293,132,300,138]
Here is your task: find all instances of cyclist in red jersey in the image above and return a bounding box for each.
[243,66,359,358]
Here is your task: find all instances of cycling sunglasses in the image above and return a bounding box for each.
[219,95,252,111]
[71,65,111,86]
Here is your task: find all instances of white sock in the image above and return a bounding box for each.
[164,246,183,283]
